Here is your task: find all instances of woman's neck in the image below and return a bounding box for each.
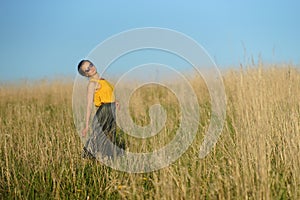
[89,72,100,79]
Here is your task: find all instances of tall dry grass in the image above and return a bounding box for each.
[0,65,299,199]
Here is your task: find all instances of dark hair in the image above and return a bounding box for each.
[77,59,93,76]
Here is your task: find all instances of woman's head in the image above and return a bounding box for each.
[77,60,97,77]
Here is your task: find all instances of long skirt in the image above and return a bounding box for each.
[82,103,124,160]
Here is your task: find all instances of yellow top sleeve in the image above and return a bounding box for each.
[90,79,115,107]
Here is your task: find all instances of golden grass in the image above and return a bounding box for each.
[0,65,299,199]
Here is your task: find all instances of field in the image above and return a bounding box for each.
[0,65,300,199]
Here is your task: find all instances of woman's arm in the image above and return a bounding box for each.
[82,82,95,137]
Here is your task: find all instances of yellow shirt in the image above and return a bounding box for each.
[90,79,115,107]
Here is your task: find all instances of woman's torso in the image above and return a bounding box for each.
[90,79,115,107]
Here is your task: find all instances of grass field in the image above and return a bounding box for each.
[0,65,300,199]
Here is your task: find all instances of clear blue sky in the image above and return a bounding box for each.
[0,0,299,81]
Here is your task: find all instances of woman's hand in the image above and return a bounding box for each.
[116,101,120,111]
[82,126,89,137]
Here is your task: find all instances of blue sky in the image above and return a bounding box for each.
[0,0,299,81]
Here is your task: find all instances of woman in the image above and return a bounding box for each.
[77,59,124,160]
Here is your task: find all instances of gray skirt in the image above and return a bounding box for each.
[82,103,124,160]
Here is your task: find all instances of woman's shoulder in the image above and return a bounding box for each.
[89,78,112,88]
[89,77,106,83]
[99,78,113,85]
[87,79,98,89]
[89,78,108,91]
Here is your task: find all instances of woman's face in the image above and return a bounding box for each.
[81,61,97,77]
